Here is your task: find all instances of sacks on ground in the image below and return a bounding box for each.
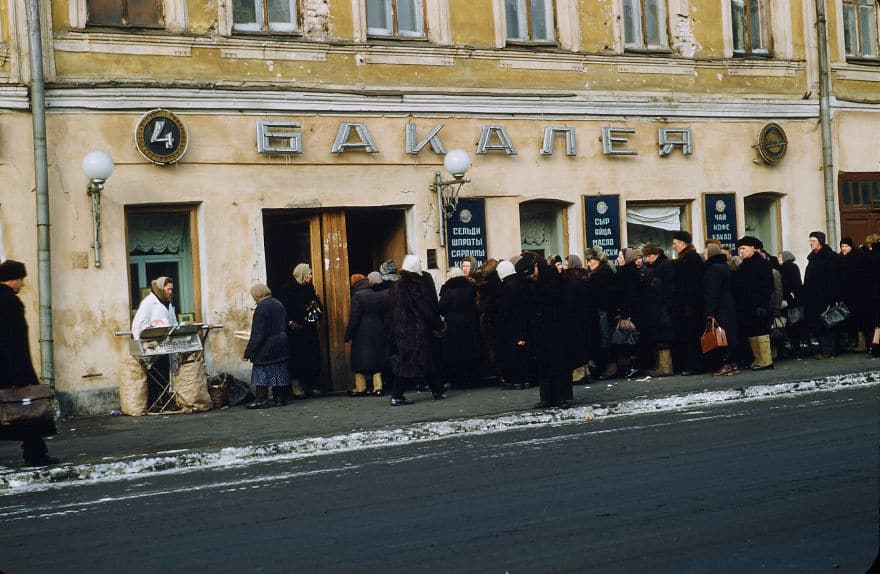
[119,354,148,416]
[211,372,254,407]
[173,351,213,413]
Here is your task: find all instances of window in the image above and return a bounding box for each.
[87,0,163,28]
[519,201,567,259]
[505,0,555,42]
[625,203,690,257]
[843,0,879,59]
[623,0,668,50]
[743,193,780,256]
[233,0,298,32]
[731,0,770,55]
[366,0,425,38]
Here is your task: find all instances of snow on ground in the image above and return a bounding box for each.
[0,370,877,493]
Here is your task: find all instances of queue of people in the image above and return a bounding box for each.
[241,230,879,410]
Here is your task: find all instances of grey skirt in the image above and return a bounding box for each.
[251,361,289,387]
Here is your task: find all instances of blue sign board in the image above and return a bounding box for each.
[584,195,620,259]
[447,198,487,269]
[704,193,737,249]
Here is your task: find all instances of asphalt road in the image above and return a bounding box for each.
[1,386,877,574]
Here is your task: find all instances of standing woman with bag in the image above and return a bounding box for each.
[802,231,843,359]
[703,244,739,376]
[612,248,644,379]
[243,284,290,409]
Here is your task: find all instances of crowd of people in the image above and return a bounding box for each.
[242,230,880,410]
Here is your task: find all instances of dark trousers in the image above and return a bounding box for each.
[537,365,568,405]
[21,435,48,463]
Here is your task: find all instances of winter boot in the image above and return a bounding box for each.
[349,373,367,396]
[750,335,774,370]
[624,356,640,379]
[853,332,867,353]
[247,386,270,409]
[648,349,673,377]
[371,372,384,396]
[598,359,618,380]
[273,385,289,406]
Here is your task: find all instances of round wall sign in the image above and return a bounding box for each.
[756,123,788,165]
[135,109,188,165]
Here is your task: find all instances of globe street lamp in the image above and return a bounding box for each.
[432,149,472,247]
[82,151,114,268]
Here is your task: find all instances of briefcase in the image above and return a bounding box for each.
[0,385,54,428]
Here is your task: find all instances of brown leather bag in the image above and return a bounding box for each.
[0,385,54,427]
[700,318,728,354]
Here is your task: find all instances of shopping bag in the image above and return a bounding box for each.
[611,318,640,347]
[700,318,728,354]
[819,302,851,329]
[785,306,804,326]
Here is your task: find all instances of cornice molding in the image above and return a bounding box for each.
[0,86,29,109]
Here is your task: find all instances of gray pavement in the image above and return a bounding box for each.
[1,353,878,471]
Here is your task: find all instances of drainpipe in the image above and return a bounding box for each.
[26,0,55,391]
[814,0,838,247]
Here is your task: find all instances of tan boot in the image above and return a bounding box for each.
[750,335,774,370]
[291,378,305,398]
[350,373,367,396]
[648,349,673,377]
[853,332,867,353]
[371,372,384,396]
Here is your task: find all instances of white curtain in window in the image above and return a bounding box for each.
[128,214,187,254]
[625,205,681,231]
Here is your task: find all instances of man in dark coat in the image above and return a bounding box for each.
[528,254,572,408]
[642,243,675,377]
[802,231,843,358]
[671,230,704,375]
[839,237,870,352]
[0,260,58,467]
[438,268,481,389]
[563,255,593,380]
[733,236,774,370]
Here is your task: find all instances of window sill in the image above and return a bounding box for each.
[844,57,880,66]
[623,47,673,56]
[232,30,303,39]
[365,35,429,43]
[505,40,559,49]
[83,24,166,32]
[732,51,773,60]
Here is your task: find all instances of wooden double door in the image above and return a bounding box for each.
[263,208,407,392]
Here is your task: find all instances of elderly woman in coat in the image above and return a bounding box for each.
[439,267,482,389]
[243,284,290,409]
[344,272,390,397]
[278,263,324,398]
[703,243,739,376]
[131,276,177,339]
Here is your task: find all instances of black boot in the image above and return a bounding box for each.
[247,386,270,409]
[273,385,288,406]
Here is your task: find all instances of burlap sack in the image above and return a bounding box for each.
[120,355,148,416]
[173,352,213,413]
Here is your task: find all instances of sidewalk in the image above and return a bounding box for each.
[1,353,878,472]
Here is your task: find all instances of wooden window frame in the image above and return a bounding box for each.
[842,0,880,61]
[730,0,772,57]
[232,0,300,34]
[366,0,427,39]
[504,0,557,45]
[623,0,669,51]
[86,0,165,29]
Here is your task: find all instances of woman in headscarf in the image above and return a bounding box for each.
[243,284,289,408]
[586,247,616,380]
[563,254,593,382]
[613,248,644,379]
[439,267,481,389]
[131,276,177,339]
[278,263,324,398]
[703,243,739,376]
[344,272,390,397]
[839,237,871,353]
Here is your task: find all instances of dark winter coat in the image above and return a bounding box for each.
[530,262,570,368]
[244,297,289,365]
[438,276,482,367]
[643,254,675,348]
[563,267,593,368]
[277,280,322,377]
[588,263,616,351]
[673,245,705,340]
[344,280,390,373]
[802,245,843,328]
[476,272,503,363]
[733,254,774,338]
[495,273,534,372]
[613,263,643,326]
[868,246,880,329]
[0,284,39,388]
[841,247,871,330]
[703,254,738,345]
[780,260,802,307]
[389,270,443,379]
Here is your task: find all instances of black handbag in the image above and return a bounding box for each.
[819,302,851,329]
[611,318,640,347]
[785,306,804,326]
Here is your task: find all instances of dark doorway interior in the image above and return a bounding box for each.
[262,213,315,295]
[345,209,407,275]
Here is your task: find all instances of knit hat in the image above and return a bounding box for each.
[736,236,759,248]
[514,251,538,276]
[705,243,722,259]
[367,271,383,286]
[840,236,854,248]
[620,248,639,265]
[379,260,399,281]
[250,283,272,303]
[641,242,663,257]
[780,250,795,263]
[293,263,311,285]
[401,254,422,274]
[565,254,583,269]
[496,260,516,280]
[809,231,827,246]
[349,273,366,287]
[672,230,692,244]
[0,259,27,281]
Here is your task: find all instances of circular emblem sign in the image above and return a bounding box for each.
[756,123,788,165]
[596,201,608,215]
[458,209,473,224]
[715,199,726,213]
[135,109,188,165]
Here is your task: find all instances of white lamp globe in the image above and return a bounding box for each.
[82,151,115,181]
[443,149,471,178]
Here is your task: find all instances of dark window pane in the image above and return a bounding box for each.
[88,0,124,26]
[871,181,879,201]
[234,0,258,25]
[842,182,851,206]
[127,0,163,27]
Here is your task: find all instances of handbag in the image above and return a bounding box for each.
[819,302,851,329]
[700,318,728,354]
[611,318,640,347]
[785,306,804,326]
[304,300,324,324]
[0,385,56,437]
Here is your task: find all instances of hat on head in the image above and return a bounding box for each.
[401,254,422,274]
[780,250,795,263]
[250,283,272,303]
[705,243,722,259]
[754,237,764,250]
[367,271,383,286]
[641,242,663,257]
[565,254,583,269]
[496,260,516,281]
[349,273,366,287]
[514,251,538,276]
[705,238,722,248]
[620,248,639,265]
[293,263,311,285]
[809,231,827,246]
[447,267,464,279]
[672,230,692,244]
[736,236,759,248]
[379,260,398,281]
[0,260,27,282]
[840,236,854,248]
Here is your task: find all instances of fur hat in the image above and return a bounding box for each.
[496,260,516,281]
[736,236,759,248]
[401,254,422,274]
[780,250,795,263]
[672,230,692,244]
[840,236,854,248]
[809,231,827,246]
[367,271,383,286]
[0,259,27,282]
[565,254,583,269]
[754,237,764,250]
[705,243,722,259]
[585,246,607,262]
[619,248,639,265]
[447,267,464,279]
[641,242,663,257]
[514,251,538,276]
[349,273,366,287]
[379,260,399,281]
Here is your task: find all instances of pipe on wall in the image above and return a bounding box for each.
[814,0,839,247]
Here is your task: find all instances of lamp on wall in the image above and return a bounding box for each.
[82,151,114,268]
[432,148,472,246]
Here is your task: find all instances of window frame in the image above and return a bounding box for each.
[504,0,557,45]
[86,0,165,29]
[624,200,693,257]
[366,0,427,39]
[842,0,880,61]
[232,0,300,34]
[730,0,772,57]
[622,0,669,51]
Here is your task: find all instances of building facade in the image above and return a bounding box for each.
[0,0,878,414]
